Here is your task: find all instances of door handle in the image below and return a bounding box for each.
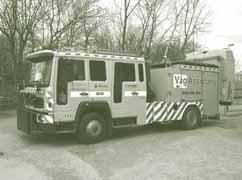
[132,91,138,96]
[80,92,88,96]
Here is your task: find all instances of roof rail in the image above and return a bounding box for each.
[93,50,140,57]
[56,47,142,57]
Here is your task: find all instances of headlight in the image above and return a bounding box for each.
[45,88,54,111]
[37,114,54,124]
[45,87,53,98]
[45,98,54,111]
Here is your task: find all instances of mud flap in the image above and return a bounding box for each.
[17,108,30,134]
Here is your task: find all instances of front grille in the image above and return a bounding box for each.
[32,97,44,108]
[22,93,44,108]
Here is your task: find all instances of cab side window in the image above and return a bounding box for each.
[138,63,144,82]
[89,60,106,81]
[57,59,85,105]
[114,62,135,103]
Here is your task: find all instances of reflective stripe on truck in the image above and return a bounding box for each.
[146,101,203,124]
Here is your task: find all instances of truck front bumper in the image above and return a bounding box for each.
[17,109,77,134]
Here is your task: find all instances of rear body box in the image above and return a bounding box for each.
[186,49,235,105]
[150,62,219,118]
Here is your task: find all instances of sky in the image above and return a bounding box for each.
[100,0,242,68]
[202,0,242,67]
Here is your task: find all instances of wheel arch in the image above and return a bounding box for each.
[176,103,202,121]
[182,104,202,121]
[75,101,113,137]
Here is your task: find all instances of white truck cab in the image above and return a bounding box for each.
[17,50,147,143]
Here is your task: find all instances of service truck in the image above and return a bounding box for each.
[17,49,234,143]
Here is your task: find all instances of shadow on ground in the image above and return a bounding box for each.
[16,120,222,146]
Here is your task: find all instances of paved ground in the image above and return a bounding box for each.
[0,110,242,180]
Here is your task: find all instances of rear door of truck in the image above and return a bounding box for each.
[112,61,146,126]
[201,68,219,117]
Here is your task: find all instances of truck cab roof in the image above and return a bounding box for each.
[26,50,145,62]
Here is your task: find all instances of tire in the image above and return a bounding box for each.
[180,106,201,129]
[77,113,106,144]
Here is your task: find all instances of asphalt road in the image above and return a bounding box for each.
[0,110,242,180]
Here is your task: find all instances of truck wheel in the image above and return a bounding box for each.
[77,113,106,144]
[181,106,200,129]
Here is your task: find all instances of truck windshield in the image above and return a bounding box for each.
[28,58,52,86]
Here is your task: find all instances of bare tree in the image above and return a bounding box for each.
[0,0,211,77]
[0,0,43,80]
[81,6,107,50]
[156,0,210,61]
[161,0,187,60]
[94,24,115,50]
[37,0,101,49]
[135,0,152,54]
[0,0,17,63]
[62,1,106,49]
[178,0,211,54]
[144,0,167,58]
[40,0,80,48]
[114,0,141,50]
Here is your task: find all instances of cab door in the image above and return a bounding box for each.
[54,58,89,122]
[112,61,146,126]
[88,60,112,106]
[135,63,147,124]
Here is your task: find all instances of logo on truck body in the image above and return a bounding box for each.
[173,74,216,89]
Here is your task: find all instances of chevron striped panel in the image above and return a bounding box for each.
[145,101,203,124]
